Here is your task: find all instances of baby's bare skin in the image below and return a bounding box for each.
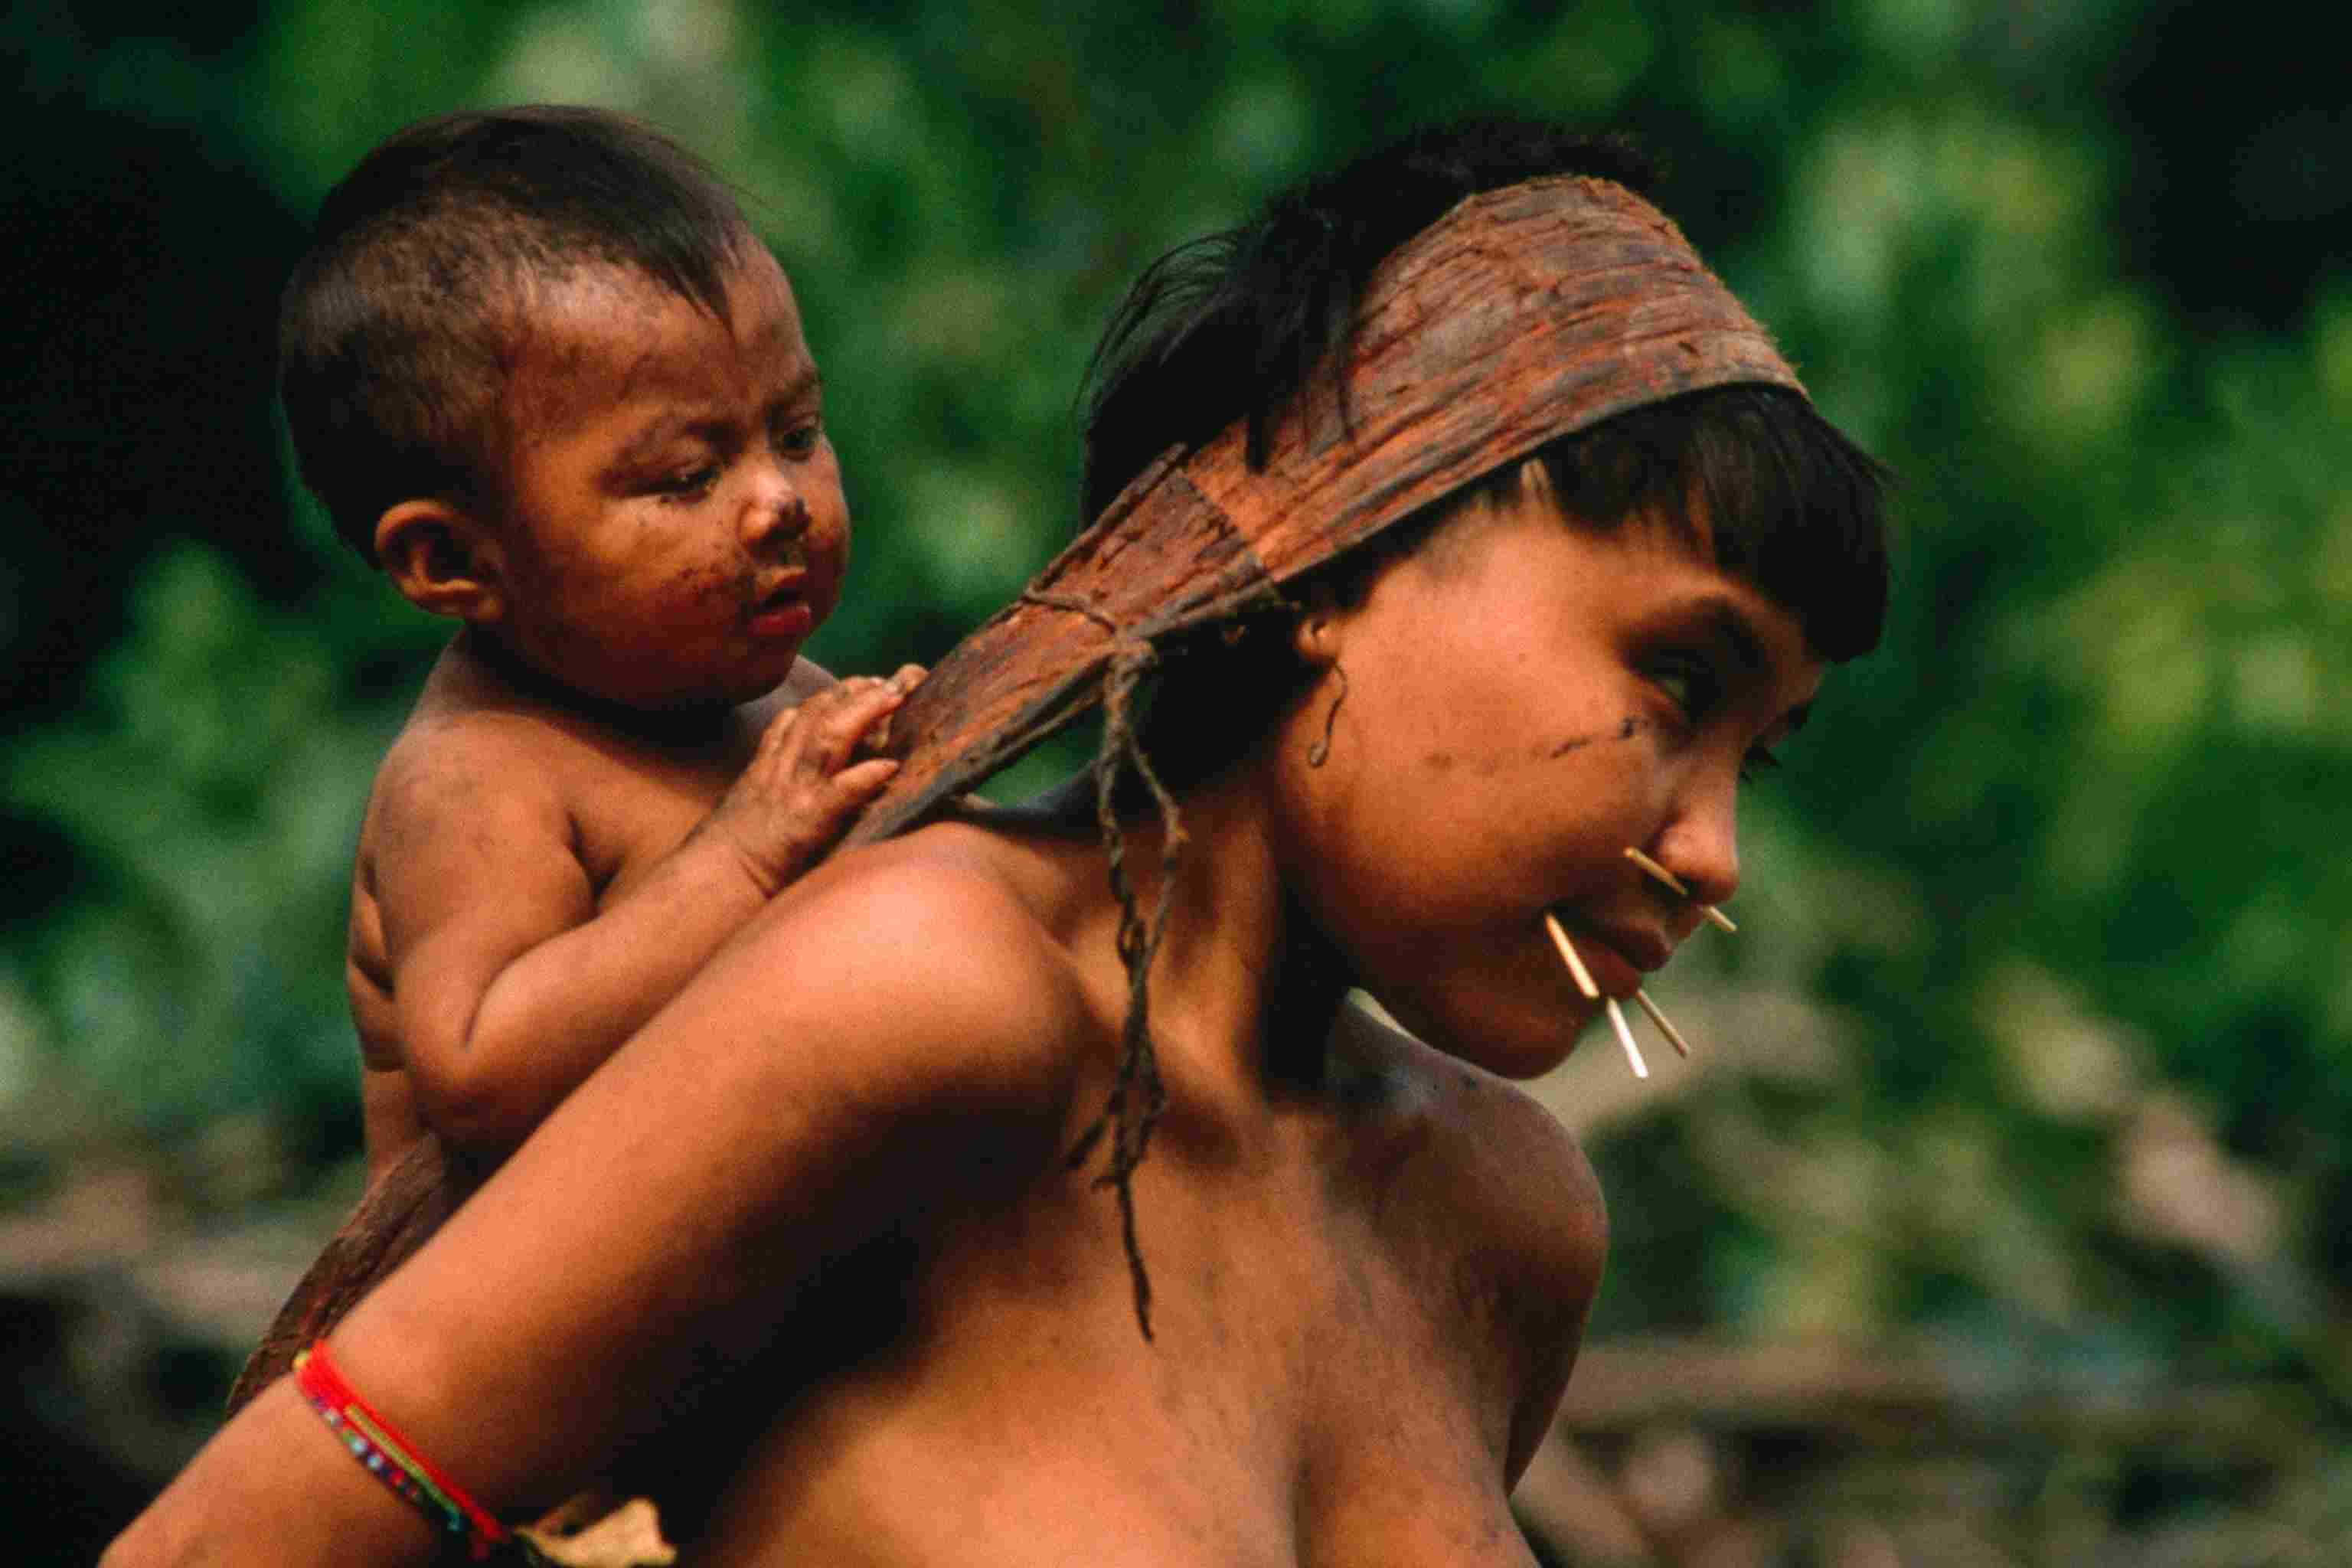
[328,244,923,1184]
[349,629,910,1180]
[317,250,916,1182]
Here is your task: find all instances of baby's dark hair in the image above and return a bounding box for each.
[1083,118,1890,675]
[280,105,757,560]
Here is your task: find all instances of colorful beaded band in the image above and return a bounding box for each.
[292,1340,511,1560]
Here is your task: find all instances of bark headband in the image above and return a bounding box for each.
[849,174,1805,844]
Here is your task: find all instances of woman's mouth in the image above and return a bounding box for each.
[1541,910,1667,998]
[1544,882,1714,1078]
[1544,909,1694,1080]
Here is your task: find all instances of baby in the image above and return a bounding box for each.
[281,106,916,1182]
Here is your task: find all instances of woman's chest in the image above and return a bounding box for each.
[699,1034,1588,1565]
[884,1141,1545,1559]
[705,1265,1544,1568]
[1282,1220,1547,1568]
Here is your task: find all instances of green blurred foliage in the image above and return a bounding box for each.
[4,0,2349,1547]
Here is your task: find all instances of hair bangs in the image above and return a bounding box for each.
[1681,387,1890,665]
[1524,385,1890,665]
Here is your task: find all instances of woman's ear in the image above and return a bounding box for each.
[1517,455,1559,509]
[1289,579,1346,670]
[374,501,508,623]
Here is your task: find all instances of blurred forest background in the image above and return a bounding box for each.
[5,0,2348,1562]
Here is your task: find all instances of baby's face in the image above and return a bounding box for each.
[485,250,848,713]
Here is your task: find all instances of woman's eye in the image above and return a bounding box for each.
[1645,654,1720,726]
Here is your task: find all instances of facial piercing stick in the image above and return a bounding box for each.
[1544,913,1648,1079]
[1622,847,1737,933]
[1542,912,1601,1001]
[1632,988,1694,1059]
[1620,845,1686,893]
[1604,998,1650,1080]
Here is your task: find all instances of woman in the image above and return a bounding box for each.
[109,120,1886,1566]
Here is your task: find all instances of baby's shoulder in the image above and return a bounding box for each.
[366,651,695,836]
[364,696,580,834]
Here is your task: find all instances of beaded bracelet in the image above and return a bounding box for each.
[292,1340,511,1560]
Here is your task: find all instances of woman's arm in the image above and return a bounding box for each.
[106,853,1079,1566]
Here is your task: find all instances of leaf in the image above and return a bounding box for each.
[513,1494,677,1568]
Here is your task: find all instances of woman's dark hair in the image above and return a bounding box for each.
[1081,118,1890,697]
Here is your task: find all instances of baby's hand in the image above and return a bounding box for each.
[707,666,925,897]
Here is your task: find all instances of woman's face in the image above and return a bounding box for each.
[1271,475,1824,1079]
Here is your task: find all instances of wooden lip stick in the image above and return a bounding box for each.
[1633,988,1694,1059]
[1604,997,1649,1079]
[1542,912,1601,1001]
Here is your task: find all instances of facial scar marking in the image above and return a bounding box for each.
[1540,716,1646,761]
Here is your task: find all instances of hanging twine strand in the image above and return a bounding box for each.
[1056,632,1186,1340]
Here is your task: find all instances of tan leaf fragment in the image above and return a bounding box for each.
[514,1494,678,1567]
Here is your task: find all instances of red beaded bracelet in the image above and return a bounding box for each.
[292,1340,511,1560]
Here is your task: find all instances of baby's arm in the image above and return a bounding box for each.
[381,674,916,1160]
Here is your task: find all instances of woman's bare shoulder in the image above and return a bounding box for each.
[1338,999,1606,1252]
[1334,999,1607,1468]
[715,823,1108,1120]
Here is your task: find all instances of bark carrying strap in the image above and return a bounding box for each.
[848,175,1803,844]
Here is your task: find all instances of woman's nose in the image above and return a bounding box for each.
[1652,775,1741,913]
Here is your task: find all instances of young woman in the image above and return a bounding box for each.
[109,120,1886,1567]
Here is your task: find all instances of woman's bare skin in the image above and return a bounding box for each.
[107,487,1825,1568]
